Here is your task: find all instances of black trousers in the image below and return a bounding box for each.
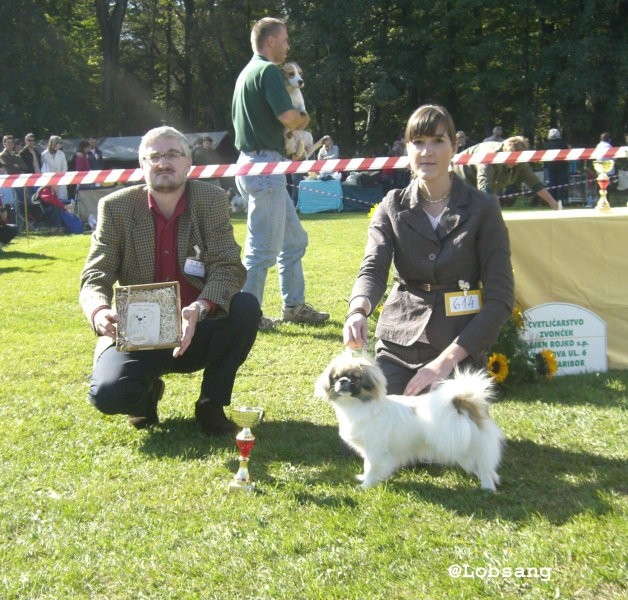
[89,292,260,417]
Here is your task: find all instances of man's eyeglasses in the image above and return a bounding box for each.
[144,150,186,166]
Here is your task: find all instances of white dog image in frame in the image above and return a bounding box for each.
[127,302,161,346]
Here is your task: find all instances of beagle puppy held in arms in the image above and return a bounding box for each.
[281,61,324,161]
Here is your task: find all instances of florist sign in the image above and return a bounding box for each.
[522,303,607,375]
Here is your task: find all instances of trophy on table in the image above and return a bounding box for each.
[228,406,264,493]
[592,160,614,212]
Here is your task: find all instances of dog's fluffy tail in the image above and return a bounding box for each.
[432,369,494,429]
[440,368,495,428]
[421,368,498,464]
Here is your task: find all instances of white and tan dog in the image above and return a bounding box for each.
[282,61,306,112]
[315,353,504,490]
[281,61,316,161]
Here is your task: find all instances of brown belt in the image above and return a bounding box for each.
[397,281,463,292]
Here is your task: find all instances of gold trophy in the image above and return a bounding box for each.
[228,406,264,493]
[592,160,614,212]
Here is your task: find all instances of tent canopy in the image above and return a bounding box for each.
[99,131,231,163]
[54,131,235,167]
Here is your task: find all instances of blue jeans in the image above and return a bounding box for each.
[236,150,308,307]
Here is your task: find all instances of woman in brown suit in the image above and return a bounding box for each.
[344,105,514,395]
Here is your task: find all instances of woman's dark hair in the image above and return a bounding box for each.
[404,104,456,145]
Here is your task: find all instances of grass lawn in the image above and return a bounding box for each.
[0,209,626,600]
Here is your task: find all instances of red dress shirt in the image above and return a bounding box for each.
[149,192,215,313]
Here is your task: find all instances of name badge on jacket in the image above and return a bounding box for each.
[444,290,483,316]
[184,258,205,277]
[184,244,205,277]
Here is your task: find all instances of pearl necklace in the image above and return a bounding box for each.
[415,173,454,204]
[419,188,450,204]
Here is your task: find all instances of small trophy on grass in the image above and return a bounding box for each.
[228,406,264,493]
[593,160,614,212]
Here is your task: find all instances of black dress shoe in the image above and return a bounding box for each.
[128,378,164,429]
[195,398,238,436]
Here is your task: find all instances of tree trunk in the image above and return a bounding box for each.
[94,0,129,106]
[180,0,196,124]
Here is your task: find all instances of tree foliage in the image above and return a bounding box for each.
[0,0,625,153]
[0,0,101,137]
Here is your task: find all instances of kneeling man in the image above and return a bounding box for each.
[79,126,260,435]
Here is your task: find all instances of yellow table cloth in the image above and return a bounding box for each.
[503,207,628,369]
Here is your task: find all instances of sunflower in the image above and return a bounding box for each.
[368,203,379,219]
[512,304,526,331]
[487,352,510,384]
[536,349,558,380]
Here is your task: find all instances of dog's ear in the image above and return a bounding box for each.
[314,366,332,399]
[359,366,378,391]
[357,359,387,399]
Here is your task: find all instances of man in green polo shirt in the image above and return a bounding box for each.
[232,17,329,331]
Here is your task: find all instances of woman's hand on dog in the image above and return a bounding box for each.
[403,342,469,395]
[403,363,450,395]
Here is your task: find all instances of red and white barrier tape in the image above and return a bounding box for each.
[1,146,625,189]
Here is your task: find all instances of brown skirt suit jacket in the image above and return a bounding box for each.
[349,175,514,359]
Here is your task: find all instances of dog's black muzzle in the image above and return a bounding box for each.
[334,376,358,395]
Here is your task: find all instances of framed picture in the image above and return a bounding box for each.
[115,282,181,351]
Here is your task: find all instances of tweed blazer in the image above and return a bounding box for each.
[79,180,246,325]
[350,176,514,358]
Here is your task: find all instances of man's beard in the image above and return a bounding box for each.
[150,171,185,192]
[151,181,181,192]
